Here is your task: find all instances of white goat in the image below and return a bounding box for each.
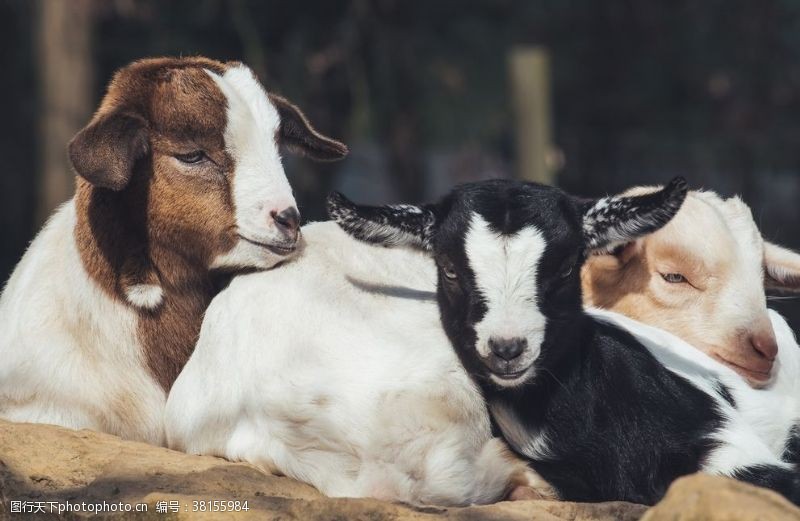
[166,221,542,505]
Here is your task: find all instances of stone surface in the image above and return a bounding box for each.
[0,419,795,520]
[0,421,641,520]
[642,473,800,521]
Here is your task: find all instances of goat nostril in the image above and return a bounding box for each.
[271,207,300,237]
[751,334,779,361]
[489,337,527,361]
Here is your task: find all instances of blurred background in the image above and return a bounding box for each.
[1,0,799,321]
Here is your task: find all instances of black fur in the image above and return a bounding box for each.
[733,465,800,504]
[329,178,800,506]
[715,381,737,408]
[488,321,723,504]
[784,425,800,465]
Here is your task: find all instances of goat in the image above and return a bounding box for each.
[165,219,547,505]
[581,188,800,466]
[0,56,347,444]
[329,177,800,506]
[583,189,800,388]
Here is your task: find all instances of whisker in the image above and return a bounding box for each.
[542,368,570,395]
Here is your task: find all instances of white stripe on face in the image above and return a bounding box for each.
[206,65,297,269]
[465,213,548,382]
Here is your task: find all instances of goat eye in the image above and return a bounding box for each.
[175,151,207,164]
[661,272,687,284]
[442,265,458,280]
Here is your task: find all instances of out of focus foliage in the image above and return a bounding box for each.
[2,1,800,320]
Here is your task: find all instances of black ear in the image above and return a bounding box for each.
[268,94,348,162]
[581,177,688,252]
[327,192,438,251]
[68,111,149,191]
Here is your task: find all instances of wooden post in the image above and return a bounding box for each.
[509,47,556,185]
[36,0,94,224]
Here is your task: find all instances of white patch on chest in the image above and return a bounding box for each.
[491,400,550,460]
[125,283,164,310]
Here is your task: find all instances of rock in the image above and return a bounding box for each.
[4,420,797,520]
[0,420,644,520]
[643,473,800,521]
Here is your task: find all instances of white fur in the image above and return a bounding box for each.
[0,203,166,443]
[207,65,297,270]
[465,214,547,384]
[166,221,525,506]
[125,283,164,310]
[491,401,551,460]
[691,193,771,353]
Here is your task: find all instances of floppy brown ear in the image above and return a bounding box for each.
[268,94,348,162]
[764,241,800,293]
[68,111,149,191]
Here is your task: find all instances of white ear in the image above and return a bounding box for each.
[764,241,800,292]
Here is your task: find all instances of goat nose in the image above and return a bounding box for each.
[750,332,778,361]
[271,207,300,240]
[489,337,527,361]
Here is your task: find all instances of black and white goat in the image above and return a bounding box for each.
[329,177,800,505]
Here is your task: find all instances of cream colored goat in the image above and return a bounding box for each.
[582,189,800,388]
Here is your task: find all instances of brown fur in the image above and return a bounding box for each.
[69,57,345,391]
[269,94,349,161]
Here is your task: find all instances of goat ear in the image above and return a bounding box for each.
[268,94,348,162]
[580,177,688,252]
[764,241,800,292]
[593,240,641,266]
[68,111,149,191]
[327,192,438,251]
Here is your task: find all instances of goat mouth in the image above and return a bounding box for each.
[238,235,297,256]
[490,363,534,381]
[494,369,528,380]
[711,354,772,384]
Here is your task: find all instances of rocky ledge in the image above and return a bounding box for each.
[0,420,797,520]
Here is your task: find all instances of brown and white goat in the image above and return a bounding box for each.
[582,189,800,387]
[0,57,347,444]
